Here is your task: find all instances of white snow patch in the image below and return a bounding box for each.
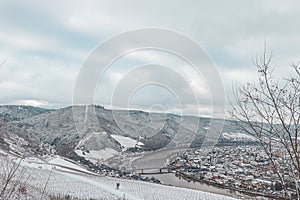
[111,135,141,150]
[0,148,7,155]
[137,141,144,146]
[22,157,53,170]
[21,155,91,174]
[76,131,104,149]
[75,148,119,163]
[47,156,88,171]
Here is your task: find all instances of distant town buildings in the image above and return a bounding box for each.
[168,145,297,198]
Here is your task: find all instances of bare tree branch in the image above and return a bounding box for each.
[230,47,300,199]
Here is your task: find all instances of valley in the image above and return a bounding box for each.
[0,105,258,199]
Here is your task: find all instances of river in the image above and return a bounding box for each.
[131,148,268,199]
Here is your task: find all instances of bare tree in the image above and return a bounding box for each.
[230,47,300,199]
[0,156,29,199]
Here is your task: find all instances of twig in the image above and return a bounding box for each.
[40,168,53,200]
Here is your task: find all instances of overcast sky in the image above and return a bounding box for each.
[0,0,299,117]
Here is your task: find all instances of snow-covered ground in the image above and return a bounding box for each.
[75,148,119,163]
[0,154,236,200]
[75,132,102,149]
[0,148,7,155]
[21,155,92,175]
[75,131,120,163]
[47,156,91,172]
[111,134,142,150]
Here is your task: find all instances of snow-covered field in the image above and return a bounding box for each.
[111,135,141,150]
[75,148,119,163]
[75,131,120,163]
[0,154,236,200]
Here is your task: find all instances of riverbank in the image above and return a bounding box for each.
[132,147,276,199]
[178,172,282,199]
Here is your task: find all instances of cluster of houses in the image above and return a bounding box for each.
[79,151,162,184]
[88,161,161,184]
[169,145,298,198]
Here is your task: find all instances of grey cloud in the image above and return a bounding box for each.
[0,0,299,117]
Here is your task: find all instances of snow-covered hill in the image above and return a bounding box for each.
[0,105,254,199]
[0,105,51,122]
[0,154,236,200]
[0,105,252,160]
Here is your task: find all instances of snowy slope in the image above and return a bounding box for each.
[47,156,90,172]
[75,148,118,163]
[0,155,236,200]
[0,105,253,159]
[0,105,50,122]
[111,134,139,150]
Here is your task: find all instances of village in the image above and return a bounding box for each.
[168,145,298,198]
[37,141,300,199]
